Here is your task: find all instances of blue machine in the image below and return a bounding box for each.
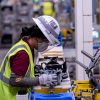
[29,92,75,100]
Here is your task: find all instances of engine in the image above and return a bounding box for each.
[34,57,68,85]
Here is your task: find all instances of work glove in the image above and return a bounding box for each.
[39,74,57,86]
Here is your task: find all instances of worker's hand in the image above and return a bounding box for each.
[39,74,57,86]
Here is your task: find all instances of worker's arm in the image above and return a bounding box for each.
[10,49,38,87]
[9,49,57,87]
[9,73,39,87]
[9,73,58,87]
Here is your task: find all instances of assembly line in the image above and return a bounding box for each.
[0,0,100,100]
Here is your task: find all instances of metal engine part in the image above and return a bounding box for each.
[34,57,68,86]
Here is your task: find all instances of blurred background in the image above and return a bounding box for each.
[0,0,100,80]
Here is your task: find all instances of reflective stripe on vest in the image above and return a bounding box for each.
[0,45,31,84]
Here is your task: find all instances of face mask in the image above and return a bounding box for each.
[37,42,49,52]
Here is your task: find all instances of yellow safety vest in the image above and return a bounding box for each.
[42,2,54,16]
[0,39,34,100]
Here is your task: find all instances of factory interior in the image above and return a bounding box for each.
[0,0,100,100]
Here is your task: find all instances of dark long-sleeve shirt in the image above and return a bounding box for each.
[10,39,33,77]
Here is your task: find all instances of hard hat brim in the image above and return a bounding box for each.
[32,18,60,45]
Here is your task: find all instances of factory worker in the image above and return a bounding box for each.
[0,15,61,100]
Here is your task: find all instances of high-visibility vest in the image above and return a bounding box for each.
[0,39,34,100]
[42,2,54,16]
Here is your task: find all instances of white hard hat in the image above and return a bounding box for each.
[32,15,61,46]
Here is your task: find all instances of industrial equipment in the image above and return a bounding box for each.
[29,46,75,100]
[73,48,100,100]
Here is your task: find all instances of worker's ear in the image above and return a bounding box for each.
[29,37,38,43]
[34,37,39,41]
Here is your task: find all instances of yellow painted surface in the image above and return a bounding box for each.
[61,28,73,37]
[34,87,68,94]
[73,80,100,100]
